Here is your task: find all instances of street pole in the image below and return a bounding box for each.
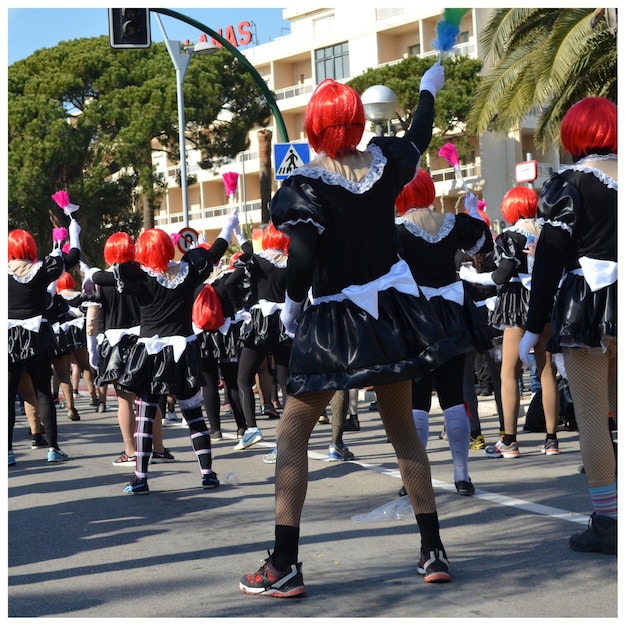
[157,15,192,227]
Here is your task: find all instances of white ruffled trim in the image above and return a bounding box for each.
[278,217,325,236]
[536,217,572,235]
[559,154,617,191]
[257,250,288,268]
[396,211,455,244]
[8,260,43,283]
[141,261,189,289]
[289,143,387,195]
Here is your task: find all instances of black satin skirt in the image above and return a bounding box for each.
[95,334,139,386]
[9,323,62,365]
[286,288,460,396]
[238,309,292,349]
[550,273,616,350]
[489,282,530,329]
[117,338,204,396]
[54,322,86,357]
[197,320,244,362]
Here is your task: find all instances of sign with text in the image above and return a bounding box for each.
[515,160,538,183]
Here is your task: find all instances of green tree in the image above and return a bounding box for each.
[467,8,617,152]
[347,55,483,161]
[8,36,271,265]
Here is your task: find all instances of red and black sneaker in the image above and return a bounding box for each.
[240,553,306,597]
[417,549,451,583]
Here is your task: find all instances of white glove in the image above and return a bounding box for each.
[217,210,239,243]
[459,264,496,286]
[233,220,247,247]
[519,331,540,368]
[420,62,445,98]
[235,309,252,324]
[47,280,58,297]
[79,261,90,275]
[68,218,81,251]
[464,191,481,220]
[87,335,100,371]
[280,293,304,338]
[84,266,101,284]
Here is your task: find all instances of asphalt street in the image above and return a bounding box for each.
[7,381,618,619]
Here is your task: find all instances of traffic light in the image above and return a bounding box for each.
[108,8,151,49]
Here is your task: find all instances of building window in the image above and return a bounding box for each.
[408,43,420,56]
[315,42,349,82]
[457,31,469,44]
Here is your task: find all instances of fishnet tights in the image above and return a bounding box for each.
[274,380,436,528]
[563,341,617,488]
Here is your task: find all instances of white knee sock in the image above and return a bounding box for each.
[412,409,430,449]
[443,403,471,483]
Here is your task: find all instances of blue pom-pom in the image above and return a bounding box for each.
[432,20,460,52]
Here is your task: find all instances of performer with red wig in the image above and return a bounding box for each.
[89,211,239,494]
[240,62,458,596]
[461,186,561,459]
[225,222,292,452]
[394,168,493,497]
[520,97,617,555]
[8,216,81,466]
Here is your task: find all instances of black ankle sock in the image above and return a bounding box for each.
[272,525,300,570]
[415,512,443,554]
[503,434,516,446]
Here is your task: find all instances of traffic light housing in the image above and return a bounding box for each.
[108,8,151,49]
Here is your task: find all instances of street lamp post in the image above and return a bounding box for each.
[156,16,218,227]
[361,85,398,136]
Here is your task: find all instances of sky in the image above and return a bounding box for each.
[6,4,291,65]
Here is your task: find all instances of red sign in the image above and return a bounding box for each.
[210,21,253,48]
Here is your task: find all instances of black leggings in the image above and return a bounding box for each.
[9,358,58,450]
[237,343,291,429]
[411,353,466,411]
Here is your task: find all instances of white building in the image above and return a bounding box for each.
[153,7,562,244]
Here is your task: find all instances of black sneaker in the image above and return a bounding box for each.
[344,415,360,431]
[123,477,149,495]
[417,549,451,583]
[569,513,617,555]
[455,479,475,496]
[31,434,49,449]
[240,553,306,597]
[201,471,220,489]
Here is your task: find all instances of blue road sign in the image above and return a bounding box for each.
[274,142,310,180]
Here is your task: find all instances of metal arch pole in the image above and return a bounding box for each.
[152,8,290,143]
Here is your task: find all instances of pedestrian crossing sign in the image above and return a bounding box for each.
[274,142,310,180]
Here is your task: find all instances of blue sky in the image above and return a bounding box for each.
[7,5,291,65]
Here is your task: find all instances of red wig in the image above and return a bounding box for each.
[500,186,538,225]
[229,251,243,269]
[56,272,75,292]
[135,228,174,273]
[305,79,365,159]
[8,229,37,262]
[561,97,617,158]
[104,232,135,266]
[262,223,290,254]
[395,169,436,215]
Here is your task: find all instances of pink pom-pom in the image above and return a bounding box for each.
[62,243,70,254]
[438,143,460,168]
[51,190,70,208]
[170,233,181,246]
[53,227,68,243]
[478,200,487,212]
[223,171,239,197]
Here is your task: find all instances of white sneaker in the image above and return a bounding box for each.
[263,448,277,464]
[328,443,355,462]
[233,427,263,451]
[164,411,181,426]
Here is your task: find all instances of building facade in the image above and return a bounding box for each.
[153,7,562,244]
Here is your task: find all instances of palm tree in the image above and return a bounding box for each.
[467,8,617,152]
